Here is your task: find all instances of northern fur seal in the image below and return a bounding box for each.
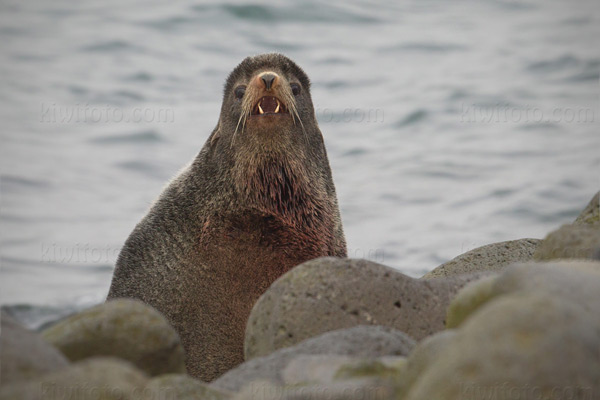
[108,53,347,381]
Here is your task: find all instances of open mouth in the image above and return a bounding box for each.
[251,96,288,116]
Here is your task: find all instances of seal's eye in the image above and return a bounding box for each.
[234,85,246,100]
[290,83,301,96]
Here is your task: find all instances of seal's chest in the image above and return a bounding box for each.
[198,211,329,264]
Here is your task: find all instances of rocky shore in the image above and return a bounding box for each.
[1,191,598,399]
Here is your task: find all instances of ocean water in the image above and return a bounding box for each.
[1,0,599,328]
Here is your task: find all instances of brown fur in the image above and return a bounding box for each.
[107,53,346,381]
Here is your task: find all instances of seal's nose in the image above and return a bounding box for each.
[260,73,277,91]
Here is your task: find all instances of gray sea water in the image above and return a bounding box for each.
[1,0,599,328]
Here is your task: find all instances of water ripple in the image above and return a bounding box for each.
[79,40,144,53]
[122,72,154,82]
[115,160,167,179]
[1,175,51,190]
[395,109,428,128]
[219,4,382,24]
[527,55,580,73]
[90,130,164,145]
[382,42,467,53]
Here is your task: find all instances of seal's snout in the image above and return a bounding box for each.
[248,71,290,116]
[252,71,281,92]
[260,72,277,91]
[235,63,302,131]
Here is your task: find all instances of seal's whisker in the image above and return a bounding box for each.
[296,111,308,145]
[232,113,245,148]
[288,98,308,145]
[232,94,254,148]
[280,89,307,145]
[241,111,248,133]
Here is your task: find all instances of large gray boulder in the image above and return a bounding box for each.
[213,325,414,392]
[422,238,540,279]
[404,261,600,400]
[0,310,69,385]
[0,357,148,400]
[245,257,486,359]
[41,299,186,377]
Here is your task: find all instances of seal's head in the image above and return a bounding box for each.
[208,54,333,229]
[214,53,315,151]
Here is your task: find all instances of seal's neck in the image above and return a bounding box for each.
[235,155,325,229]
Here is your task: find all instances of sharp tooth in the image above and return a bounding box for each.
[275,100,280,113]
[258,103,264,114]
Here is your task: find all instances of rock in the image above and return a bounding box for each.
[422,238,540,279]
[574,191,599,226]
[281,355,353,385]
[406,294,600,400]
[0,357,148,400]
[333,357,406,381]
[397,330,457,398]
[280,355,406,386]
[404,261,600,400]
[213,325,414,392]
[533,224,600,261]
[447,260,600,328]
[41,299,186,377]
[0,310,69,385]
[532,192,600,261]
[146,374,232,400]
[245,257,486,359]
[444,275,498,328]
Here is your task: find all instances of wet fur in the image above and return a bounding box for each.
[107,53,346,381]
